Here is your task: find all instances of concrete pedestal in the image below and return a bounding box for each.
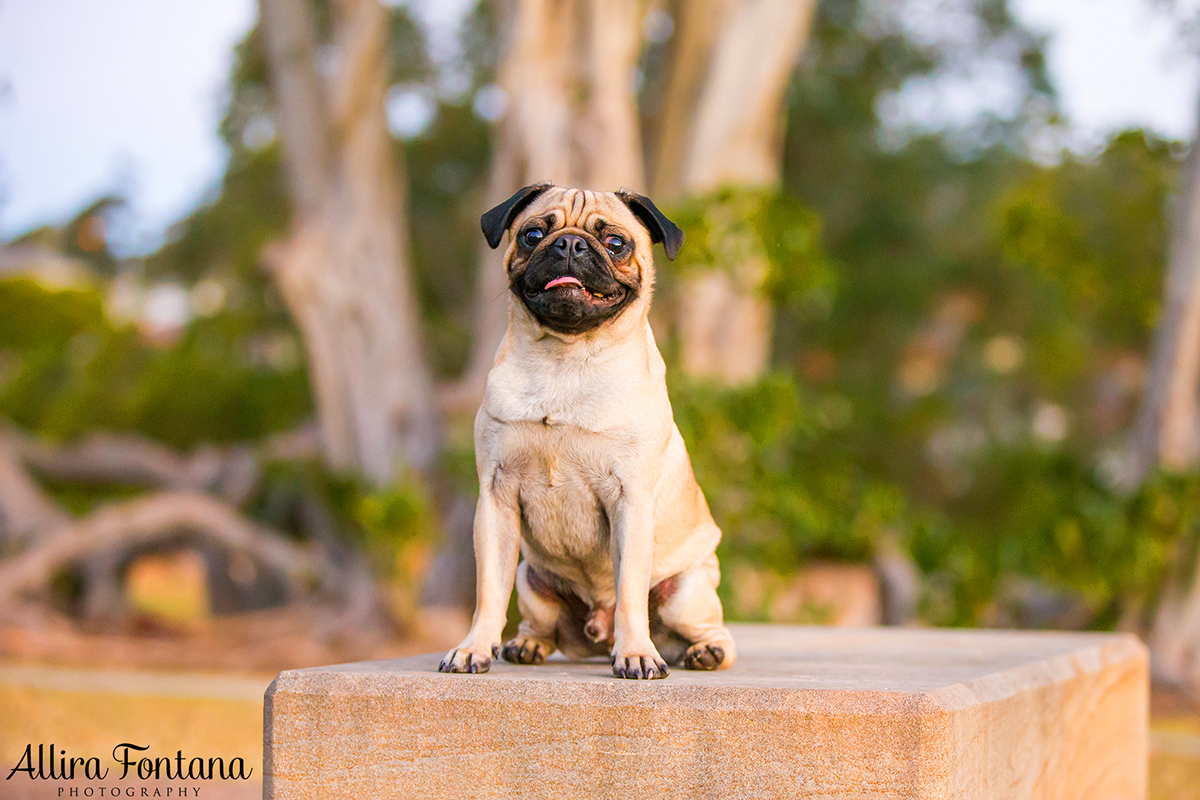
[264,624,1147,799]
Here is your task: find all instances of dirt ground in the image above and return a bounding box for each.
[0,665,269,800]
[0,616,466,800]
[1150,686,1200,800]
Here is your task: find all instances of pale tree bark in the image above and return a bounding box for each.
[648,3,720,203]
[8,430,260,504]
[259,0,438,484]
[0,423,390,634]
[1130,144,1200,481]
[1148,568,1200,690]
[1128,124,1200,690]
[0,435,68,547]
[0,491,320,608]
[429,0,651,614]
[655,0,817,385]
[455,0,650,406]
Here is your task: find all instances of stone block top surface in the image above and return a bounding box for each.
[271,624,1139,704]
[265,625,1148,800]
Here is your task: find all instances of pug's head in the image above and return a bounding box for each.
[481,184,683,336]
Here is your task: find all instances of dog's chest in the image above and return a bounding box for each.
[500,422,624,585]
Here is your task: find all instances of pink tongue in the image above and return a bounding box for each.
[544,276,583,290]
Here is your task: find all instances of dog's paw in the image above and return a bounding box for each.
[438,644,496,674]
[611,651,669,680]
[500,636,552,665]
[682,643,726,671]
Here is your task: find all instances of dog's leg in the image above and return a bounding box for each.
[610,493,669,679]
[656,553,737,670]
[500,562,561,665]
[439,476,520,674]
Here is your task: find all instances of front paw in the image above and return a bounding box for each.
[500,636,553,665]
[438,643,498,674]
[611,649,669,680]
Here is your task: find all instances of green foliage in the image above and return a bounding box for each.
[672,374,916,571]
[7,0,1194,635]
[13,197,124,277]
[0,278,310,447]
[0,278,105,348]
[995,131,1176,349]
[658,0,1191,627]
[350,482,433,549]
[316,468,438,563]
[235,458,440,624]
[756,191,836,309]
[911,450,1200,627]
[669,187,835,313]
[385,7,434,85]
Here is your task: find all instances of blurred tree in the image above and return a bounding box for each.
[11,197,124,279]
[145,0,488,613]
[457,0,650,404]
[257,0,438,485]
[649,0,819,385]
[14,0,1199,648]
[1131,133,1200,480]
[0,279,311,448]
[460,0,820,392]
[1129,94,1200,690]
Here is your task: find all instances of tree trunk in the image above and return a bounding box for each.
[458,0,650,404]
[647,3,721,203]
[259,0,439,484]
[1147,558,1200,689]
[430,0,651,611]
[1129,143,1200,482]
[656,0,817,385]
[1128,104,1200,691]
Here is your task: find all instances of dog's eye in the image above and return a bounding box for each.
[603,235,625,255]
[521,229,544,248]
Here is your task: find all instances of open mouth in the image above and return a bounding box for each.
[528,275,626,306]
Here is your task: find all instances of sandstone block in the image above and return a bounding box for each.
[264,624,1147,799]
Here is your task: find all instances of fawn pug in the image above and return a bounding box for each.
[439,184,735,679]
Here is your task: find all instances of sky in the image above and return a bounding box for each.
[1014,0,1200,148]
[0,0,256,254]
[0,0,1198,255]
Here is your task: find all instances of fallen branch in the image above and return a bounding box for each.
[0,424,396,655]
[0,437,68,547]
[13,431,214,488]
[0,490,321,606]
[5,429,265,505]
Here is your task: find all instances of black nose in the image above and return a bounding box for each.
[553,234,588,257]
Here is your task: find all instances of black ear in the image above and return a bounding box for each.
[617,190,684,261]
[481,183,552,249]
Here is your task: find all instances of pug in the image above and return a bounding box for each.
[438,185,736,680]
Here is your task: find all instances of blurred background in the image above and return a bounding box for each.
[3,0,1200,796]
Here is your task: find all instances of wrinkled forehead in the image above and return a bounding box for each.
[517,187,643,237]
